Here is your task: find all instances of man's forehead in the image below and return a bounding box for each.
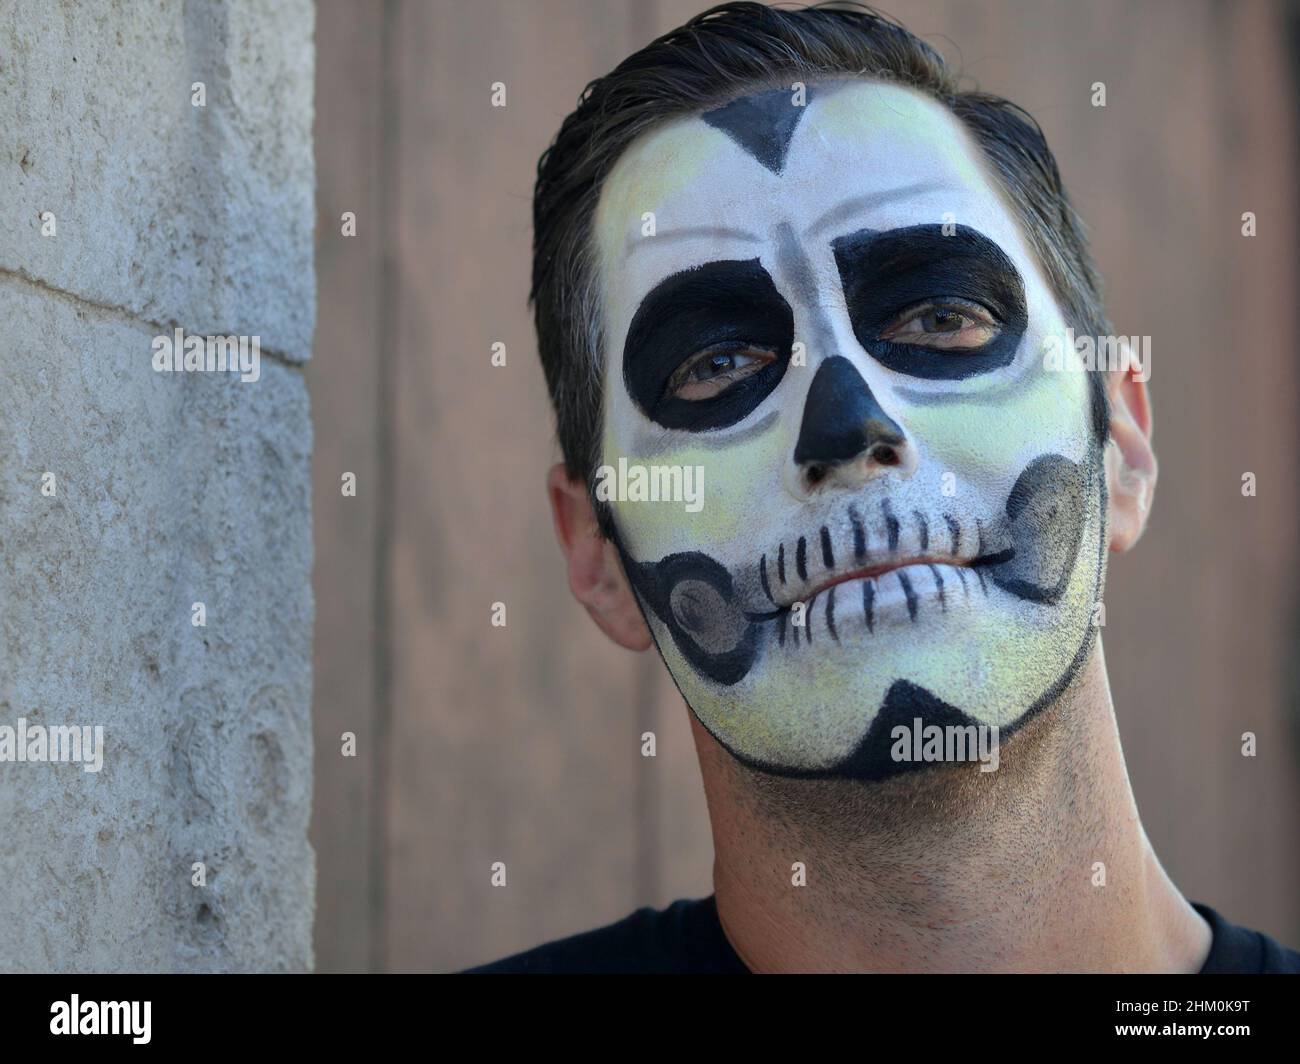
[594,80,1019,277]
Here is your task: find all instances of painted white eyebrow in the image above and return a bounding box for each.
[802,181,956,240]
[624,224,763,257]
[623,181,959,258]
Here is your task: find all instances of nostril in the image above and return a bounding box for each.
[803,444,904,488]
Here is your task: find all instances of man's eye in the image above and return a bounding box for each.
[878,300,1000,350]
[667,345,776,401]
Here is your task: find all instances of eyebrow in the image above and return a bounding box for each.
[623,181,959,258]
[625,225,762,257]
[803,182,956,240]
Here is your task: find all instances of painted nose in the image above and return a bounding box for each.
[793,356,913,490]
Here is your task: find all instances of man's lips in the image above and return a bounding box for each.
[750,546,1014,616]
[743,501,1021,618]
[800,556,968,604]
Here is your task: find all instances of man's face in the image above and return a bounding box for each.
[592,80,1107,779]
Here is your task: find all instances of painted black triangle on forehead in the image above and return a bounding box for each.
[701,85,816,174]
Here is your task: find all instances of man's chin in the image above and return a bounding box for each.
[668,616,1099,781]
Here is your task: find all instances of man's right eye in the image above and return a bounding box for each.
[666,344,777,401]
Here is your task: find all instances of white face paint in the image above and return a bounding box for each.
[593,80,1107,779]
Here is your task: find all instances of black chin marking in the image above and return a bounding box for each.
[701,86,813,174]
[834,680,981,781]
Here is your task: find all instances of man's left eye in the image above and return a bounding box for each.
[878,300,1000,350]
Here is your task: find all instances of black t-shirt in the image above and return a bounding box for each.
[467,895,1300,974]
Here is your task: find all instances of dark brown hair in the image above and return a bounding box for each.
[531,1,1111,483]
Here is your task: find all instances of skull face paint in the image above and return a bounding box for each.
[594,81,1108,779]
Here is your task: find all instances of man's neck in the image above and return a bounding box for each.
[700,642,1212,973]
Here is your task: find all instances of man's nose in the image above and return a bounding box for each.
[791,355,916,492]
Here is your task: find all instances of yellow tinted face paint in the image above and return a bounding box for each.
[595,81,1106,778]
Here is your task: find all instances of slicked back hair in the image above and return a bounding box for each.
[531,1,1112,490]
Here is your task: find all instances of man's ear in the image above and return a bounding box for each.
[547,463,653,651]
[1103,347,1157,553]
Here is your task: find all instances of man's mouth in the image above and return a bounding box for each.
[801,555,973,605]
[752,549,1026,646]
[618,452,1091,690]
[746,499,1016,617]
[748,548,1014,621]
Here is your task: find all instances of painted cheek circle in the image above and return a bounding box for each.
[621,258,794,431]
[831,223,1028,380]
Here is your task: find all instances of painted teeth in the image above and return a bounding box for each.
[772,562,987,647]
[759,501,975,607]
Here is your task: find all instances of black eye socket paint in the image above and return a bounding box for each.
[622,259,794,432]
[831,224,1028,380]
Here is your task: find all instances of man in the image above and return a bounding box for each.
[473,1,1299,973]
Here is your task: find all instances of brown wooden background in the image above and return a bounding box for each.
[308,0,1300,972]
